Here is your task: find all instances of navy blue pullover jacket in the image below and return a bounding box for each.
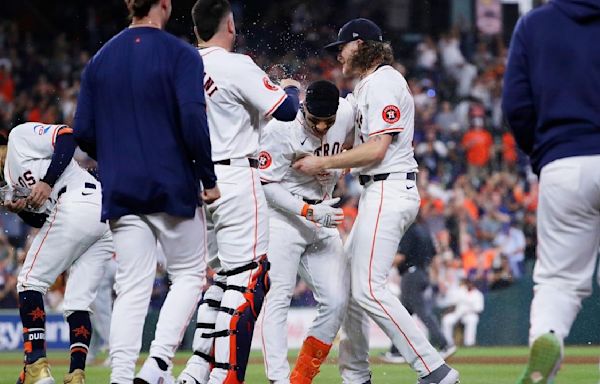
[74,27,216,221]
[503,0,600,175]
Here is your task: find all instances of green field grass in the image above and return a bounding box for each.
[1,347,598,383]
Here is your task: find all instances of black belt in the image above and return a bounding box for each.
[358,172,416,186]
[57,182,97,199]
[214,158,258,168]
[303,198,323,205]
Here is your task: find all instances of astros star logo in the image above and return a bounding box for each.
[28,307,45,321]
[73,325,91,339]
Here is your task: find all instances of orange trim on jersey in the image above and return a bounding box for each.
[70,347,88,354]
[57,127,73,136]
[24,341,32,353]
[51,125,65,146]
[264,94,287,117]
[25,201,60,283]
[368,127,404,137]
[367,182,431,374]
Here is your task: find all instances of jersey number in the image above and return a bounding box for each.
[18,171,36,188]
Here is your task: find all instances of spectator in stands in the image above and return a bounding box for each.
[494,221,526,278]
[441,279,484,347]
[461,112,493,177]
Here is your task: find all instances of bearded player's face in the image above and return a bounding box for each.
[338,40,360,77]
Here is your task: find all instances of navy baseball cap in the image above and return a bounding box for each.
[324,18,383,51]
[305,80,339,117]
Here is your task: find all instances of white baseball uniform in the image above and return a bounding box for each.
[183,46,288,384]
[259,100,354,383]
[338,66,445,382]
[4,122,113,317]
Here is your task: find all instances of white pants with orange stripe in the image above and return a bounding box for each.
[339,178,444,382]
[108,209,207,384]
[261,208,350,384]
[190,164,269,384]
[17,184,113,318]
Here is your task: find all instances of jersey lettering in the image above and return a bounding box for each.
[314,142,342,157]
[204,75,218,97]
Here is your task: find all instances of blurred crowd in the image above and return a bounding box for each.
[0,0,538,342]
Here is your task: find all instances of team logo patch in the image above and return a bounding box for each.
[382,105,401,124]
[263,76,279,91]
[258,151,272,169]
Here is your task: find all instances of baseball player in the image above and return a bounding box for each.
[1,122,113,384]
[73,1,218,383]
[503,1,600,383]
[259,80,354,384]
[177,1,300,384]
[293,19,459,384]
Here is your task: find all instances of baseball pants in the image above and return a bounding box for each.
[17,185,113,318]
[108,209,207,384]
[530,155,600,345]
[339,178,444,381]
[261,208,350,383]
[188,164,270,384]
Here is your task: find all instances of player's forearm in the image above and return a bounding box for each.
[321,135,389,169]
[262,182,305,216]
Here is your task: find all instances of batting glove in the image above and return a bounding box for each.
[301,198,344,228]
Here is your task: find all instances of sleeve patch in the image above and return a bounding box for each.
[382,105,401,124]
[263,76,279,92]
[258,151,273,169]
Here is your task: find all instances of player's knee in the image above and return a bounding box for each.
[322,291,348,318]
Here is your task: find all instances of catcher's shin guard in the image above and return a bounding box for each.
[290,336,332,384]
[209,256,270,383]
[182,277,226,383]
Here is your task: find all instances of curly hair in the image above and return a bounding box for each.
[349,41,394,74]
[126,0,160,19]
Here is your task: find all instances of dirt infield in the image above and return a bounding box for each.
[2,355,597,367]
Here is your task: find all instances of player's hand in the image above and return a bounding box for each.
[3,198,27,213]
[201,185,221,204]
[280,78,301,90]
[304,198,344,228]
[27,181,52,209]
[293,155,326,176]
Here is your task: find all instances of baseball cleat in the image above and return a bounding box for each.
[19,358,55,384]
[63,369,85,384]
[417,364,460,384]
[134,357,175,384]
[517,332,562,384]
